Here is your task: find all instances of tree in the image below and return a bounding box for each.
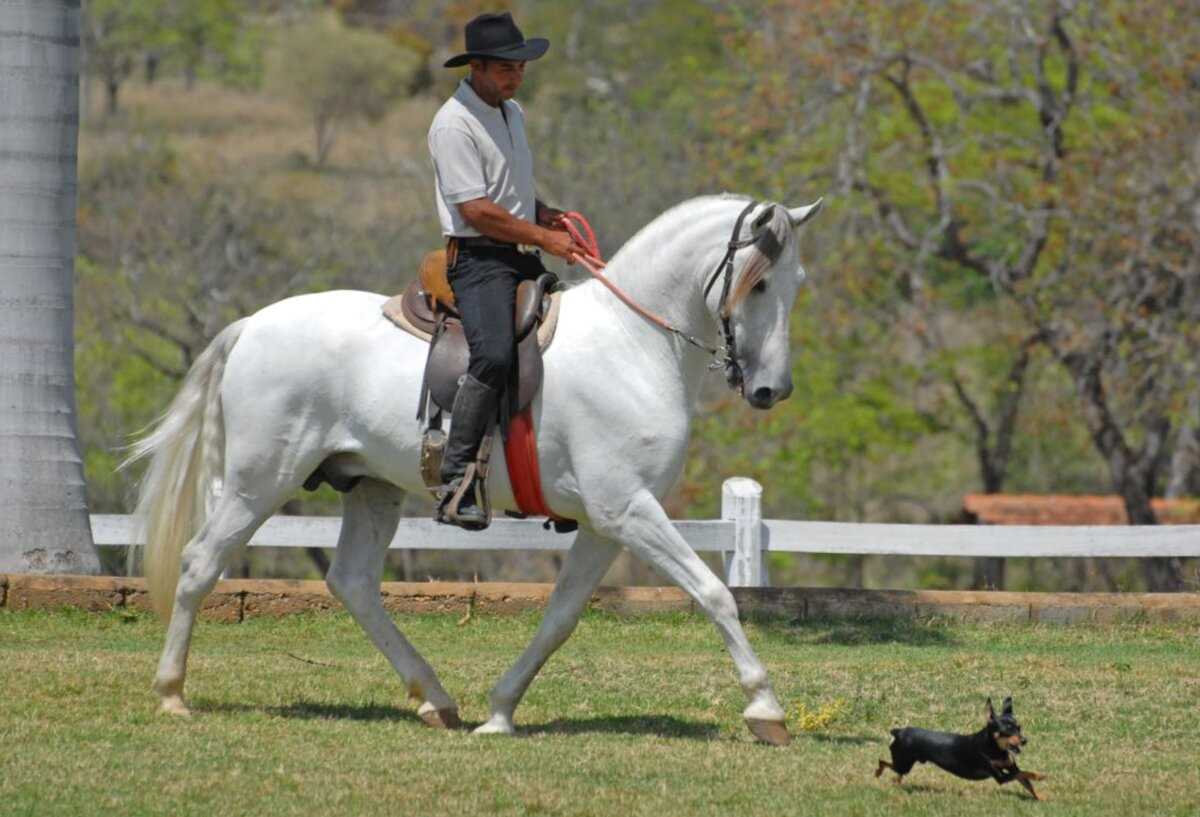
[82,0,167,115]
[166,0,260,90]
[0,1,100,574]
[714,0,1197,590]
[272,14,421,166]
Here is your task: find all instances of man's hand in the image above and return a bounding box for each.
[458,197,585,262]
[538,227,585,262]
[536,203,567,230]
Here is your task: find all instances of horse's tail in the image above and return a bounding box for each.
[123,319,248,620]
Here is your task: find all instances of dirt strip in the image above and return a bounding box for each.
[3,574,1200,624]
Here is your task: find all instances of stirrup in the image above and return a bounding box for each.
[436,434,493,531]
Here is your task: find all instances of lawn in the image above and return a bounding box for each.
[1,608,1196,816]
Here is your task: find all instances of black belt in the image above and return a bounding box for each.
[452,235,518,250]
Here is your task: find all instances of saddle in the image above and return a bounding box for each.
[382,250,569,534]
[382,250,560,419]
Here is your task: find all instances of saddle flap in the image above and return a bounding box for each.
[420,249,455,310]
[514,273,556,341]
[428,325,543,415]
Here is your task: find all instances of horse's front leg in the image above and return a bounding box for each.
[476,527,620,735]
[592,488,789,745]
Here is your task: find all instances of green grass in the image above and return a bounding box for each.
[1,609,1197,816]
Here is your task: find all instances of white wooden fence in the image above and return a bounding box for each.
[91,477,1200,588]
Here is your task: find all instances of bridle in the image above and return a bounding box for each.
[701,200,786,393]
[562,200,785,395]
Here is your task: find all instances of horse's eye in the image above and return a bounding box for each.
[753,279,767,293]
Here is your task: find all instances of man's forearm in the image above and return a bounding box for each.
[458,198,550,246]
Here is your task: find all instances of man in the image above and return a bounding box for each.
[428,11,584,529]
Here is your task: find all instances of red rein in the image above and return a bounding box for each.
[557,212,683,336]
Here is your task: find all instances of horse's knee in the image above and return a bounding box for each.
[697,578,738,621]
[174,553,222,602]
[326,567,374,610]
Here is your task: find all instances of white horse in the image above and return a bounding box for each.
[129,193,823,744]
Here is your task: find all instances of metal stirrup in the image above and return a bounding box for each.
[441,432,494,529]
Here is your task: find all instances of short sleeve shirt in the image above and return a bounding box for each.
[428,79,537,237]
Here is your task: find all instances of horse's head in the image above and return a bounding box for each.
[705,198,822,409]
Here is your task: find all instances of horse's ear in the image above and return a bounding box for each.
[787,198,823,227]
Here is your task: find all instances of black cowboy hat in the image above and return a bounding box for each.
[443,11,549,68]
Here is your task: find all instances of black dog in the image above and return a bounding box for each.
[875,697,1046,800]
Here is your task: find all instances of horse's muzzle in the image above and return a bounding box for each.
[747,381,792,410]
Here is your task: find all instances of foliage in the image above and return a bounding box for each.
[82,0,170,114]
[74,122,430,514]
[82,0,262,111]
[167,0,254,86]
[680,297,939,523]
[270,13,422,165]
[790,697,849,732]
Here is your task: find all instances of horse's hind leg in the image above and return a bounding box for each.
[326,478,459,727]
[153,492,277,715]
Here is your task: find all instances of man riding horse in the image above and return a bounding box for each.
[428,11,586,529]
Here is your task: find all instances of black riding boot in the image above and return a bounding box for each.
[436,373,501,529]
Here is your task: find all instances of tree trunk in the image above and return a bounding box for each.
[144,52,160,85]
[106,76,119,116]
[315,115,336,167]
[0,1,99,574]
[1117,477,1185,592]
[1166,389,1200,499]
[1060,350,1184,592]
[959,336,1039,590]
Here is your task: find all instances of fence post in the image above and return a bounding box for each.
[722,477,767,587]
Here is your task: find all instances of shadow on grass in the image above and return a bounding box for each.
[806,732,883,746]
[523,714,720,741]
[758,617,958,647]
[200,701,719,740]
[197,698,425,725]
[895,783,944,794]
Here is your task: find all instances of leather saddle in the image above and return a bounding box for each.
[383,250,559,418]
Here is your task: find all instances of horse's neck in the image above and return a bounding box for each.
[566,199,734,403]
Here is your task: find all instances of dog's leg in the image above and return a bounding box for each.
[875,760,893,778]
[1016,772,1042,800]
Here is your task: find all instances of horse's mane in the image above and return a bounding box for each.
[563,194,788,295]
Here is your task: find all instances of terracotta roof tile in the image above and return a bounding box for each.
[962,494,1200,525]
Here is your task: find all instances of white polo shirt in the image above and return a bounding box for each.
[428,79,537,238]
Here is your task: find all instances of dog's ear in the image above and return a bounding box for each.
[1002,697,1014,716]
[985,697,997,722]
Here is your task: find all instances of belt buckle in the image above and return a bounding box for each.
[518,243,539,256]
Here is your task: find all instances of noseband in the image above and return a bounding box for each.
[702,201,786,393]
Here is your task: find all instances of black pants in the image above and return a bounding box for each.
[447,245,549,393]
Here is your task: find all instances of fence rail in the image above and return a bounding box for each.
[93,477,1200,588]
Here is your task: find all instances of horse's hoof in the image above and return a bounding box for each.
[473,715,515,736]
[158,696,191,717]
[745,717,791,746]
[417,702,462,730]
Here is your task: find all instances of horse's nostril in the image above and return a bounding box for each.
[752,387,774,405]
